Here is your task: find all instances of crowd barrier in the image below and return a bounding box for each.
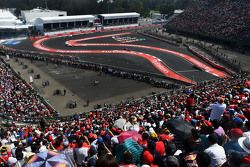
[140,30,236,76]
[186,45,235,75]
[137,31,180,47]
[29,24,162,41]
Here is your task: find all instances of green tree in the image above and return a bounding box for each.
[0,0,195,17]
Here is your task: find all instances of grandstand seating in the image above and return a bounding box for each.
[0,58,57,123]
[0,51,250,166]
[166,0,250,44]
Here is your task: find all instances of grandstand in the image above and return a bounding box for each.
[0,0,250,166]
[165,0,250,48]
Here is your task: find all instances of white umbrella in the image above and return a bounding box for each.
[113,118,132,130]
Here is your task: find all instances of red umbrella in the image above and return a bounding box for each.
[117,131,142,143]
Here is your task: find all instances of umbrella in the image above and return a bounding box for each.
[115,139,143,165]
[113,118,132,130]
[117,131,142,143]
[165,119,193,141]
[23,150,73,167]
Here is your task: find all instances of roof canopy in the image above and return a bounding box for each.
[22,8,65,14]
[0,24,30,30]
[0,9,17,20]
[34,15,95,24]
[99,12,140,19]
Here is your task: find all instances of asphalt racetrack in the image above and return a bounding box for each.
[7,30,224,83]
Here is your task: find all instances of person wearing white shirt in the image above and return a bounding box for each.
[204,134,226,167]
[209,98,226,121]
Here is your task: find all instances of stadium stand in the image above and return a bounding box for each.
[0,1,250,166]
[166,0,250,47]
[0,49,250,166]
[0,57,58,123]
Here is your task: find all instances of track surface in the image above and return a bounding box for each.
[7,30,228,83]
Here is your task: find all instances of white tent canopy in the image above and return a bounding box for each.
[0,9,17,20]
[0,9,28,30]
[21,8,67,23]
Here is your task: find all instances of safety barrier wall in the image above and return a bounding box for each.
[186,45,234,75]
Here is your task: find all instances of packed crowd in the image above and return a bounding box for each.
[0,53,249,167]
[0,58,58,123]
[166,0,250,43]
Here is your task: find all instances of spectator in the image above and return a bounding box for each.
[15,147,25,167]
[209,97,226,121]
[119,150,137,167]
[204,134,227,167]
[87,146,98,167]
[186,93,195,113]
[96,154,118,167]
[165,156,179,167]
[74,138,89,166]
[60,140,75,166]
[223,128,246,156]
[0,49,249,167]
[196,152,211,167]
[166,0,250,43]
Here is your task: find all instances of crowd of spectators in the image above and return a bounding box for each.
[166,0,250,43]
[0,58,58,123]
[0,49,250,166]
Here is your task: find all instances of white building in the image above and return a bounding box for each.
[21,8,67,24]
[98,12,140,26]
[33,15,96,33]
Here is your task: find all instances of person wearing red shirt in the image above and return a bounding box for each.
[186,93,195,113]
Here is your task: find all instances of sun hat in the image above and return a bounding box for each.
[238,136,250,154]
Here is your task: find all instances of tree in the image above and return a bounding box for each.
[0,0,195,17]
[160,1,175,14]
